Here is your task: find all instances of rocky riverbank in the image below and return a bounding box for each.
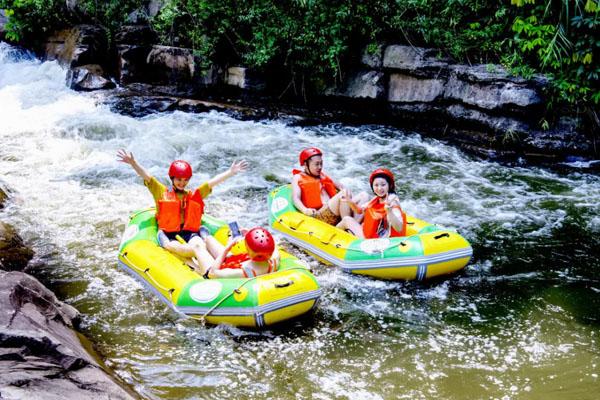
[0,184,135,400]
[12,20,594,165]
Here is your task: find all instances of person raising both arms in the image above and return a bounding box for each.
[117,149,248,267]
[337,168,407,239]
[291,147,367,226]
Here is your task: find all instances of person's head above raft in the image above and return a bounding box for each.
[245,227,275,262]
[369,168,396,198]
[299,147,323,178]
[168,160,193,192]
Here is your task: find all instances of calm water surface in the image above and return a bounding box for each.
[1,43,599,399]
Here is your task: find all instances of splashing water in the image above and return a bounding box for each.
[1,42,599,399]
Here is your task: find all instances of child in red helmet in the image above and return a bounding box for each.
[197,227,280,279]
[337,168,407,239]
[117,149,248,267]
[292,147,367,225]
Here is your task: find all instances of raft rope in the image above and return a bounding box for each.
[120,252,176,302]
[197,266,310,324]
[276,217,417,255]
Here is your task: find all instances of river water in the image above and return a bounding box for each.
[1,42,599,399]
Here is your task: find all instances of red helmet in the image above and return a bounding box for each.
[369,168,395,192]
[168,160,192,179]
[299,147,323,166]
[245,227,275,262]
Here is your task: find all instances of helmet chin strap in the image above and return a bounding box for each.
[305,162,320,178]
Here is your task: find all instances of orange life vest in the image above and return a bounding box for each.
[292,169,337,210]
[156,188,205,233]
[362,197,407,239]
[220,253,276,278]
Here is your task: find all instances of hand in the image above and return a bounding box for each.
[225,236,242,251]
[229,159,249,175]
[117,149,135,165]
[385,194,401,209]
[306,208,318,217]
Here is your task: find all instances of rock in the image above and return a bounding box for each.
[0,183,9,209]
[330,70,385,99]
[388,74,445,102]
[117,45,152,84]
[444,104,530,136]
[0,222,34,271]
[444,72,541,111]
[146,45,195,83]
[361,45,384,69]
[524,117,593,154]
[225,67,266,91]
[0,271,134,399]
[114,25,157,46]
[108,94,178,117]
[66,64,115,91]
[44,25,109,69]
[383,45,449,76]
[147,0,166,18]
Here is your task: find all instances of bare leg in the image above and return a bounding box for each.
[336,216,365,238]
[189,237,217,274]
[204,235,227,258]
[326,191,349,217]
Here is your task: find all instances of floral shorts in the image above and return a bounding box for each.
[315,206,341,226]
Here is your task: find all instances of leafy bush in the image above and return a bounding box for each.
[1,0,598,107]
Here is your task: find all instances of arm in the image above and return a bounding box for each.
[117,149,152,183]
[291,174,317,216]
[341,189,364,214]
[207,160,248,189]
[210,239,238,271]
[385,195,405,230]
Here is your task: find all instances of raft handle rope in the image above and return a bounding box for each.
[277,218,403,253]
[434,233,450,240]
[198,267,309,324]
[120,252,176,297]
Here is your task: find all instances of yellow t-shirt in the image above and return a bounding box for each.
[144,177,211,226]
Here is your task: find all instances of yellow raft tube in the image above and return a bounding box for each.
[118,209,322,328]
[269,185,472,280]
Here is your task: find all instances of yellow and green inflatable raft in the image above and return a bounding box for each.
[118,208,322,328]
[268,185,472,280]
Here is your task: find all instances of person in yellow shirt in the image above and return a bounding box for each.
[117,149,248,267]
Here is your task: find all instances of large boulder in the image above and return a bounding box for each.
[0,222,34,272]
[0,271,134,399]
[66,64,115,91]
[225,67,266,91]
[146,45,196,84]
[117,45,152,84]
[444,66,542,111]
[329,70,385,100]
[388,74,445,102]
[383,45,449,77]
[44,25,109,69]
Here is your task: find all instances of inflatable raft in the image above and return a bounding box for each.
[118,208,322,328]
[268,185,472,280]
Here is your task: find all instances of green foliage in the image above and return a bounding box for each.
[1,0,597,107]
[508,0,599,106]
[0,0,143,42]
